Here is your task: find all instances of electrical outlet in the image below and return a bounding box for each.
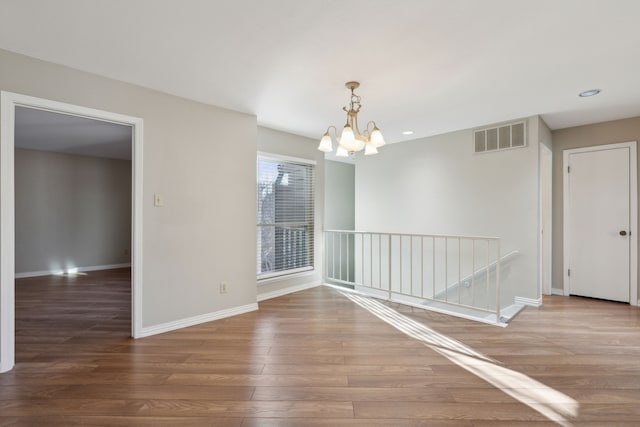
[154,193,164,207]
[124,248,130,256]
[220,281,228,294]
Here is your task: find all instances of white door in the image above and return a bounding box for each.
[565,144,632,302]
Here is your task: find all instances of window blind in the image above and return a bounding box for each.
[257,156,315,279]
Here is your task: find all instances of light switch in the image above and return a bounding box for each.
[154,193,164,207]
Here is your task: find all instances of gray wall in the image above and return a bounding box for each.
[1,48,257,328]
[256,126,325,298]
[324,160,355,230]
[551,116,640,300]
[15,149,131,274]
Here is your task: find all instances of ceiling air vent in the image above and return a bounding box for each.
[474,120,526,153]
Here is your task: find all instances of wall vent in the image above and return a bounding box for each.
[474,120,526,153]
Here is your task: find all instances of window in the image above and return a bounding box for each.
[257,154,315,279]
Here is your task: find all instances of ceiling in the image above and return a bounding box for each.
[1,0,640,147]
[15,107,132,160]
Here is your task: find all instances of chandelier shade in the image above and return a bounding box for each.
[318,81,385,156]
[335,144,349,157]
[369,126,385,147]
[364,143,378,155]
[318,132,333,152]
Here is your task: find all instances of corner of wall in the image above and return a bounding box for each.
[537,115,553,149]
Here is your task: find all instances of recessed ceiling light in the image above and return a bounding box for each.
[579,89,601,97]
[402,130,414,135]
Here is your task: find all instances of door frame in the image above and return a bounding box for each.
[562,141,637,305]
[539,144,552,296]
[0,92,144,373]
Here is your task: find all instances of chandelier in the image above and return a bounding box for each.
[317,81,385,157]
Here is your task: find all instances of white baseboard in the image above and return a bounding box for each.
[257,281,320,302]
[139,303,258,338]
[515,296,542,307]
[15,262,132,278]
[551,287,564,296]
[15,269,53,279]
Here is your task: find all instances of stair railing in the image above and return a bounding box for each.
[324,230,503,325]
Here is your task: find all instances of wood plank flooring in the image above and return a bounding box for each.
[2,269,639,426]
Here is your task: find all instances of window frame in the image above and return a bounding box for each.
[256,152,316,282]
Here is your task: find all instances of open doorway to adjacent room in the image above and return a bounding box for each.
[0,93,143,373]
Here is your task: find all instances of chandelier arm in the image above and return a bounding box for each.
[325,125,338,138]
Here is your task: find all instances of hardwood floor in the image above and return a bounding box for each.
[2,269,640,426]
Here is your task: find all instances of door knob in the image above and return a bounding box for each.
[620,230,627,236]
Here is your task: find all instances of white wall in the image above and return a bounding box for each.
[355,117,542,302]
[0,48,257,330]
[15,149,131,275]
[256,126,324,300]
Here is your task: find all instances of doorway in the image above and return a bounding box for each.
[563,141,638,304]
[0,92,144,373]
[14,107,132,277]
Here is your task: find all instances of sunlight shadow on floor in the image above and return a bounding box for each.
[342,291,579,427]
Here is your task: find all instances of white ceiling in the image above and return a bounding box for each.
[1,0,640,146]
